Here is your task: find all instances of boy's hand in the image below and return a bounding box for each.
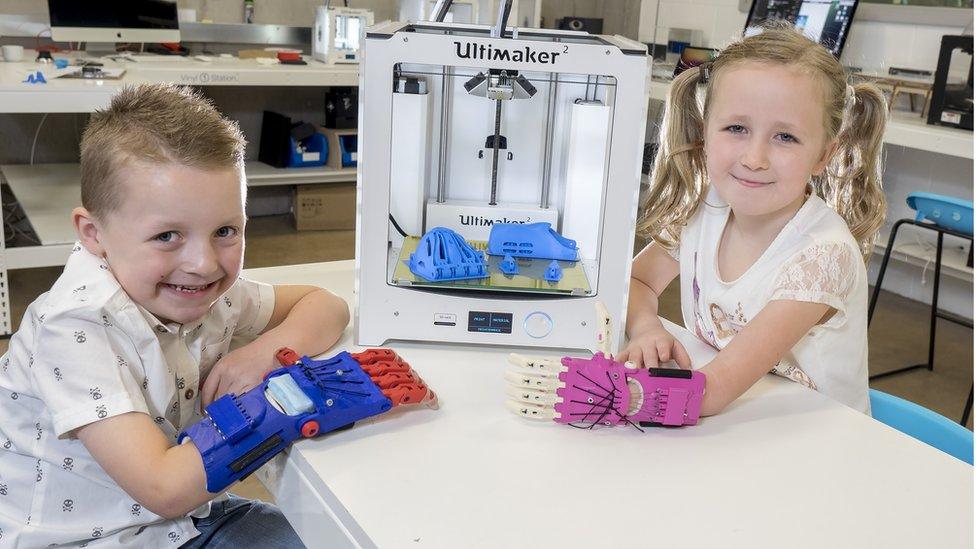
[200,344,276,408]
[617,327,692,370]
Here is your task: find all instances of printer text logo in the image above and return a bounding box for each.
[454,41,561,64]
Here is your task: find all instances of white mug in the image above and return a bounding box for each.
[2,45,24,62]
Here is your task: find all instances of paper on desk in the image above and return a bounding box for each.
[658,318,718,369]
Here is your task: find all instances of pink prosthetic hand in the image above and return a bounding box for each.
[505,353,705,430]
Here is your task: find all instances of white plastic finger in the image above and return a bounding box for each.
[507,353,566,375]
[504,370,562,391]
[595,300,612,356]
[505,385,562,406]
[505,400,557,421]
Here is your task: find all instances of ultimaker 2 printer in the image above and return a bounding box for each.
[356,1,649,353]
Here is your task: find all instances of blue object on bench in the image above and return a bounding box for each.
[499,254,519,275]
[23,71,47,84]
[409,227,489,282]
[869,389,973,465]
[907,192,973,236]
[544,260,562,282]
[487,222,579,261]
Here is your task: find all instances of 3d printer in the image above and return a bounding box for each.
[313,5,374,64]
[355,1,649,353]
[928,34,973,131]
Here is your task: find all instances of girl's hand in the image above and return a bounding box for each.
[617,327,692,370]
[200,343,276,408]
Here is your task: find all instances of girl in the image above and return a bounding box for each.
[618,25,887,415]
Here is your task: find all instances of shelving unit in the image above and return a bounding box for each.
[875,240,973,282]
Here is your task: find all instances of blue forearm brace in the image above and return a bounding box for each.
[179,351,393,493]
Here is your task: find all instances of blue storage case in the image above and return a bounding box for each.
[287,133,328,168]
[338,134,358,168]
[906,192,974,236]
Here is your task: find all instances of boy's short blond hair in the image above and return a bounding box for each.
[80,83,246,217]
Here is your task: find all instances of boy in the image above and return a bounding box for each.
[0,84,349,547]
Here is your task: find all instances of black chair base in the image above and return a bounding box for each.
[868,218,974,426]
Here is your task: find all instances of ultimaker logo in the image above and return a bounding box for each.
[454,41,561,64]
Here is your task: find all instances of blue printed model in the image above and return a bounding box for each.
[499,254,519,275]
[487,222,578,261]
[409,227,489,282]
[544,260,563,282]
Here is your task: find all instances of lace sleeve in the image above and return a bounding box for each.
[770,242,860,319]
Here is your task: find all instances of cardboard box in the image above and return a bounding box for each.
[293,183,357,231]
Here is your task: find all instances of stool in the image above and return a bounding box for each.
[868,218,974,425]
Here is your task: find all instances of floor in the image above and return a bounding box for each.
[2,214,971,503]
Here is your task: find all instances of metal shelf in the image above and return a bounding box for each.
[0,50,359,114]
[873,239,973,283]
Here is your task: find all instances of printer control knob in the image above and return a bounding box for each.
[524,312,553,339]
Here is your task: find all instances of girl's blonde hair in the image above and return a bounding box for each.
[637,24,887,258]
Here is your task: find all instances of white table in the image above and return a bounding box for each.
[243,260,973,549]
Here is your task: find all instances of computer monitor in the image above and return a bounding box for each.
[48,0,180,44]
[745,0,859,58]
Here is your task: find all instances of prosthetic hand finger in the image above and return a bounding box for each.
[505,400,557,421]
[382,381,439,408]
[359,359,412,377]
[507,353,567,375]
[504,369,562,391]
[181,348,435,493]
[595,300,612,356]
[350,348,400,364]
[505,385,561,406]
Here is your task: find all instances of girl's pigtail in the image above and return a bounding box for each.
[636,65,709,251]
[820,82,888,258]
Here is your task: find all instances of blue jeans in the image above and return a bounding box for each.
[180,494,306,548]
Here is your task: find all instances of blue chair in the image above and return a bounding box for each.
[868,192,974,425]
[870,389,973,465]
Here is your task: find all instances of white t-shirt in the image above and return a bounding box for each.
[671,188,870,413]
[0,244,275,547]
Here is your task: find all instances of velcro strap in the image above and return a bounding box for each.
[207,396,253,443]
[662,388,689,426]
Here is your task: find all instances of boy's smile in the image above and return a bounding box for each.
[75,161,247,325]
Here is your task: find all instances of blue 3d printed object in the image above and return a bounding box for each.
[409,227,489,282]
[487,222,579,261]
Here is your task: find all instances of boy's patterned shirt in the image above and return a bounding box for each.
[0,244,274,547]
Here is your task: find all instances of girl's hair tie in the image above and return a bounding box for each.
[698,61,712,85]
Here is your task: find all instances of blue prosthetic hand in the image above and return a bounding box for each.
[180,350,394,493]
